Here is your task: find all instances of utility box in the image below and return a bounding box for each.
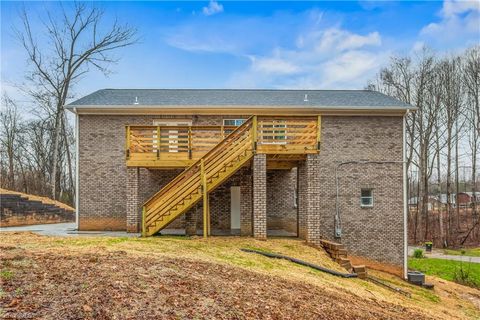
[407,271,425,285]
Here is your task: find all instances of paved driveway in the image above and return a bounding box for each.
[0,223,140,237]
[408,246,480,263]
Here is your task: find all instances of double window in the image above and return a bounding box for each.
[223,119,245,126]
[360,189,374,207]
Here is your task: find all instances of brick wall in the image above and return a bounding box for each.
[79,115,196,231]
[266,169,297,233]
[313,116,404,267]
[193,167,252,234]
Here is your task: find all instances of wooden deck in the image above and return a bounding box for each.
[126,116,320,168]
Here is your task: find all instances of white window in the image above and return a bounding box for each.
[223,119,245,126]
[360,189,374,207]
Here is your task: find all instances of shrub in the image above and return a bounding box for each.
[453,261,476,287]
[413,249,424,259]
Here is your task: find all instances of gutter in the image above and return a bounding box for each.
[403,109,410,279]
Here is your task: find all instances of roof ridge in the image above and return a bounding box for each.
[99,88,372,92]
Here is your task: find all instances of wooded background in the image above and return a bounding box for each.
[368,46,480,247]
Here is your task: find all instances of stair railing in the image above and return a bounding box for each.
[142,116,255,236]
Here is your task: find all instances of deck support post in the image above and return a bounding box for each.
[316,115,322,151]
[201,159,210,238]
[188,127,192,159]
[252,115,258,153]
[125,126,131,160]
[157,126,161,159]
[141,206,146,237]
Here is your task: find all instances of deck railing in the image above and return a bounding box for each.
[126,116,320,167]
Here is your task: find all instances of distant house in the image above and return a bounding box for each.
[438,194,456,207]
[410,193,480,210]
[458,192,480,208]
[408,196,441,211]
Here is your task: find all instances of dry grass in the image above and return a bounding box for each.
[1,232,479,319]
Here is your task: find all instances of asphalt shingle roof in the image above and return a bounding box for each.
[66,89,412,109]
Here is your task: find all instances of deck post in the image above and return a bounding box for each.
[157,126,161,159]
[316,115,322,151]
[188,127,192,159]
[201,159,209,238]
[142,206,146,237]
[126,126,131,159]
[252,115,258,153]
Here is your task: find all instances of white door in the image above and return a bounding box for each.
[230,186,241,229]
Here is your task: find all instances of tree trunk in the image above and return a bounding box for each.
[62,114,74,196]
[455,118,460,234]
[50,106,63,200]
[436,129,445,247]
[446,129,452,247]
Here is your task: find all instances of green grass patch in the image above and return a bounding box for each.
[443,247,480,257]
[408,257,480,288]
[0,270,13,280]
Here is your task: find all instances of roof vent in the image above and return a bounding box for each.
[133,96,139,105]
[304,94,309,102]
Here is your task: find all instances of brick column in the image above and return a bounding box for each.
[126,167,140,233]
[253,154,267,239]
[298,154,321,243]
[240,168,253,236]
[297,161,307,239]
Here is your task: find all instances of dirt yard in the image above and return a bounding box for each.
[1,232,479,319]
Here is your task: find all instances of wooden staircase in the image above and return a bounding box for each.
[142,117,256,236]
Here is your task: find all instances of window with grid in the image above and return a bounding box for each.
[360,189,374,207]
[223,119,245,126]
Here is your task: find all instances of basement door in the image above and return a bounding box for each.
[230,186,241,230]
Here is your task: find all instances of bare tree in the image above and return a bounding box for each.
[461,46,480,244]
[438,56,464,245]
[16,2,137,199]
[0,95,23,190]
[368,49,441,243]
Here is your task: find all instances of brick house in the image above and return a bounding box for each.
[66,89,412,276]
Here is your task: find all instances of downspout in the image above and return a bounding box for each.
[403,109,410,279]
[74,107,79,230]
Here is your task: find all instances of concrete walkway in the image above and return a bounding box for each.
[408,246,480,264]
[0,223,139,237]
[0,223,297,238]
